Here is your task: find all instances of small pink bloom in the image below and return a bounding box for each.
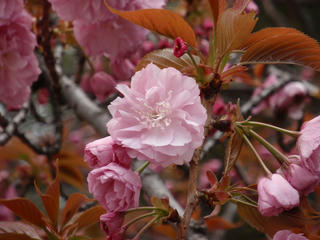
[100,212,125,240]
[87,163,141,212]
[173,37,188,58]
[199,39,209,57]
[273,230,308,240]
[202,18,214,31]
[280,156,319,196]
[257,174,299,216]
[110,57,136,81]
[37,88,50,105]
[297,115,320,175]
[84,136,132,169]
[107,63,207,169]
[212,96,227,115]
[89,71,116,102]
[245,1,259,14]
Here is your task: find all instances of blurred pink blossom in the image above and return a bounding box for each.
[84,136,132,169]
[0,2,40,109]
[245,1,259,14]
[251,74,308,119]
[0,184,17,221]
[87,163,141,212]
[212,96,227,115]
[107,63,207,169]
[257,174,299,216]
[199,159,222,189]
[297,115,320,175]
[89,71,116,102]
[100,212,125,240]
[0,0,24,25]
[273,230,308,240]
[110,57,136,81]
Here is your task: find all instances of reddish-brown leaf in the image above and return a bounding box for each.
[104,2,196,46]
[69,206,106,232]
[216,9,257,61]
[237,202,310,237]
[34,175,60,227]
[0,233,39,240]
[0,222,43,239]
[60,193,91,227]
[208,0,227,29]
[205,216,241,231]
[136,48,199,72]
[0,199,47,228]
[240,27,320,71]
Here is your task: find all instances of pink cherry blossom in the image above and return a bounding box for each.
[297,115,320,175]
[0,5,40,109]
[200,159,222,189]
[245,1,259,14]
[89,71,116,102]
[273,230,308,240]
[73,17,147,57]
[88,163,141,212]
[107,63,207,169]
[173,37,188,58]
[212,96,227,115]
[100,212,125,240]
[0,0,24,26]
[110,57,136,81]
[84,136,132,169]
[257,174,299,216]
[251,74,308,119]
[279,156,319,196]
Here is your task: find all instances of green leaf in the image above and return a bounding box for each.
[104,1,196,46]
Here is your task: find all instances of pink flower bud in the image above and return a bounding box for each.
[297,115,320,175]
[173,37,188,58]
[84,136,132,169]
[202,18,213,31]
[245,1,259,14]
[89,71,116,103]
[87,163,141,212]
[100,212,125,240]
[273,230,308,240]
[280,157,319,196]
[257,174,299,216]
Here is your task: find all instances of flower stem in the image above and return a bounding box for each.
[230,198,258,208]
[236,127,272,175]
[241,121,301,138]
[132,216,160,240]
[126,207,164,213]
[249,129,289,165]
[187,52,204,83]
[136,161,150,175]
[122,212,158,232]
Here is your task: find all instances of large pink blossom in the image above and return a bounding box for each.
[87,163,141,212]
[89,71,116,102]
[73,17,147,58]
[0,7,40,109]
[107,63,207,169]
[257,174,299,216]
[273,230,308,240]
[84,136,132,169]
[297,115,320,175]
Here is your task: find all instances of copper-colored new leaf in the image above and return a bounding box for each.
[0,233,39,240]
[105,2,196,47]
[136,48,199,72]
[217,10,257,51]
[224,132,243,173]
[60,193,91,227]
[216,9,257,60]
[237,202,309,237]
[0,199,47,228]
[205,216,241,231]
[208,0,226,29]
[70,206,106,232]
[34,176,60,226]
[240,27,320,71]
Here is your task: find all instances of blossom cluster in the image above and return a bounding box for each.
[257,116,320,216]
[48,0,166,59]
[0,0,40,109]
[84,63,206,237]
